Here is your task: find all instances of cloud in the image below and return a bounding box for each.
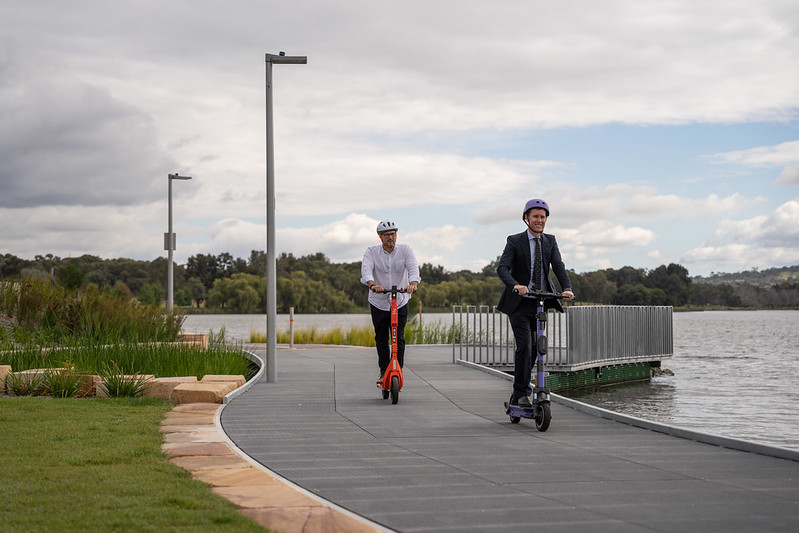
[682,243,799,272]
[205,218,266,258]
[777,167,799,185]
[557,222,657,269]
[487,184,751,223]
[713,200,799,246]
[707,140,799,185]
[271,217,476,271]
[276,143,555,217]
[0,73,175,208]
[0,204,166,260]
[563,223,657,249]
[276,213,377,262]
[1,1,799,278]
[406,225,472,254]
[682,200,799,270]
[708,140,799,167]
[283,1,799,132]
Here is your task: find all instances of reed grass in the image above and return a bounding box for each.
[0,276,256,382]
[2,340,255,381]
[0,276,184,347]
[4,370,44,396]
[43,366,85,398]
[99,361,152,397]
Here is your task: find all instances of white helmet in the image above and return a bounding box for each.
[376,220,398,234]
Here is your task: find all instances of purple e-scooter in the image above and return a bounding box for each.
[504,289,569,431]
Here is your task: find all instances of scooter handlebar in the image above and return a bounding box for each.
[370,286,408,294]
[513,288,570,300]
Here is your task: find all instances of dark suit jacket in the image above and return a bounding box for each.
[497,231,571,314]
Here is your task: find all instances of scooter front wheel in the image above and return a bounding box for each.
[535,402,551,432]
[390,376,399,404]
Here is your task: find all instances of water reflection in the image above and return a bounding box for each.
[568,310,799,451]
[564,378,678,424]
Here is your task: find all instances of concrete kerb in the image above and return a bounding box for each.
[222,345,265,403]
[457,358,799,463]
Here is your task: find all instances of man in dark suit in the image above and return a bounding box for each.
[497,199,574,407]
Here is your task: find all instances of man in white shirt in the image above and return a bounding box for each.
[361,220,422,382]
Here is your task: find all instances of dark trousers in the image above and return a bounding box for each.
[370,303,409,374]
[509,298,539,401]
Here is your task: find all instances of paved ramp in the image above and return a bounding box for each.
[221,345,799,532]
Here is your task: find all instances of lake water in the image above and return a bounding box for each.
[183,310,799,452]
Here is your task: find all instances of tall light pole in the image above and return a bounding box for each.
[166,173,192,311]
[265,51,307,383]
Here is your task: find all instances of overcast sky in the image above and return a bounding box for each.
[2,1,798,277]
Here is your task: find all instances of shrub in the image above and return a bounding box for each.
[5,371,45,396]
[42,366,84,398]
[99,361,151,398]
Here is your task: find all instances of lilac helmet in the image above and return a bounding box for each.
[522,198,550,220]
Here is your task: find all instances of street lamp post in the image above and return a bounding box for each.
[265,51,307,383]
[166,173,192,311]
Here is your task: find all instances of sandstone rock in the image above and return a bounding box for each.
[178,332,209,349]
[144,376,198,400]
[0,365,11,392]
[201,374,246,388]
[171,381,236,404]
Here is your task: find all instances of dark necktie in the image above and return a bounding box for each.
[533,237,542,291]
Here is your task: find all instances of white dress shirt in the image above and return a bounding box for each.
[361,243,422,311]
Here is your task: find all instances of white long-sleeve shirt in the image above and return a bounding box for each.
[360,243,422,311]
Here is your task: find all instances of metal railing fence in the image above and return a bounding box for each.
[451,305,672,371]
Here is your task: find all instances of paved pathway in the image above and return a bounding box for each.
[220,345,799,532]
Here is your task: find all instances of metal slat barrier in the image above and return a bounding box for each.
[452,305,673,372]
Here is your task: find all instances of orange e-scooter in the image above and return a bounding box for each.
[373,285,406,404]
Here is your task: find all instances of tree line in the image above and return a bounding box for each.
[1,252,797,313]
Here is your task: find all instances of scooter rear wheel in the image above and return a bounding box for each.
[535,402,551,432]
[390,376,399,404]
[382,389,389,399]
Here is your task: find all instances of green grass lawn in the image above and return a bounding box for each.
[0,397,267,532]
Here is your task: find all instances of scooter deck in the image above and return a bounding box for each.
[505,400,549,418]
[504,402,537,418]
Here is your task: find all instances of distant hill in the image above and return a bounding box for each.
[693,265,799,287]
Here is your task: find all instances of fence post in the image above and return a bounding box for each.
[289,307,294,349]
[452,305,463,363]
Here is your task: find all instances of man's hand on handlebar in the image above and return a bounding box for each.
[513,284,529,295]
[369,282,417,294]
[512,285,575,301]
